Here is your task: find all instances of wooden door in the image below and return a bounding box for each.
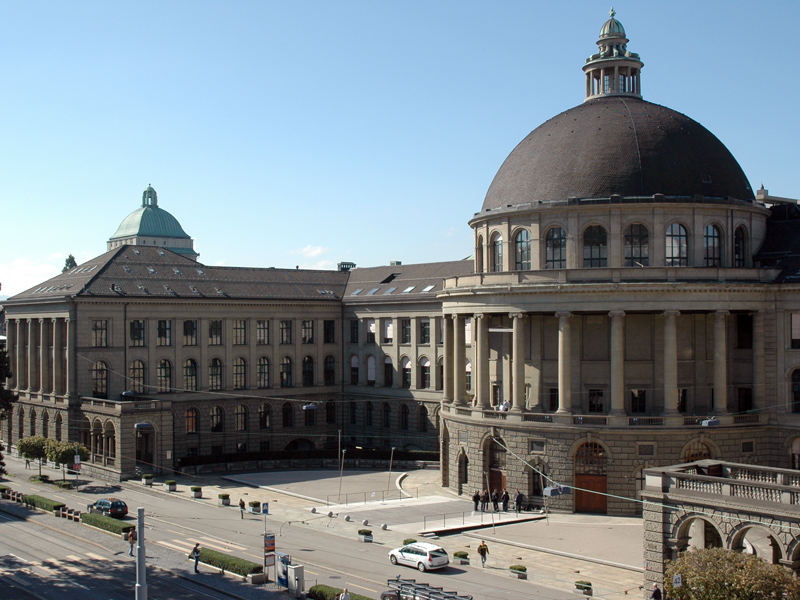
[575,474,607,513]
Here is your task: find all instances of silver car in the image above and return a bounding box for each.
[388,542,449,571]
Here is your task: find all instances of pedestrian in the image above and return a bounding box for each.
[477,540,489,567]
[239,498,245,519]
[501,489,510,512]
[480,489,489,512]
[192,543,201,573]
[25,458,30,469]
[649,583,662,600]
[514,489,524,513]
[127,527,137,556]
[491,489,499,512]
[472,490,480,512]
[338,588,351,600]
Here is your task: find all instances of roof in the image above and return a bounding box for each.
[343,260,473,302]
[481,97,754,212]
[7,246,349,302]
[109,204,191,240]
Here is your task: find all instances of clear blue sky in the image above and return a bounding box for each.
[2,1,798,298]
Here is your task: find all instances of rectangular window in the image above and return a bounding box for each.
[588,389,604,413]
[130,320,145,347]
[209,320,223,345]
[678,388,688,413]
[737,387,753,413]
[280,320,293,344]
[384,362,393,387]
[183,320,197,346]
[458,430,467,444]
[366,319,376,344]
[233,319,247,345]
[419,365,430,389]
[638,444,655,457]
[349,320,359,344]
[157,320,171,346]
[400,318,411,344]
[465,318,472,345]
[383,319,393,343]
[257,320,269,345]
[631,389,646,413]
[737,313,753,349]
[324,320,335,344]
[529,440,545,454]
[549,388,559,412]
[419,318,430,344]
[92,320,108,347]
[302,320,314,344]
[742,440,754,454]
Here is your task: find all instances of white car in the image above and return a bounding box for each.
[388,542,449,571]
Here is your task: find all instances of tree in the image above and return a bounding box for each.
[17,436,48,477]
[62,254,77,272]
[0,349,17,478]
[665,547,800,600]
[0,442,6,477]
[45,439,89,480]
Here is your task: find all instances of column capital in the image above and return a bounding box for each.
[555,311,571,320]
[474,313,486,320]
[663,310,680,317]
[608,310,626,318]
[509,312,525,320]
[715,310,730,318]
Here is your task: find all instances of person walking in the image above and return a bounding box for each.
[471,490,480,512]
[649,583,662,600]
[192,543,201,573]
[480,489,489,512]
[127,527,137,556]
[477,540,489,567]
[491,489,500,512]
[501,489,510,512]
[25,459,30,469]
[239,498,245,519]
[514,489,524,513]
[338,588,351,600]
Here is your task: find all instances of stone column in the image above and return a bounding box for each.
[752,311,765,411]
[609,311,625,414]
[39,318,50,394]
[477,314,491,409]
[663,311,680,414]
[511,313,526,412]
[27,319,36,391]
[18,319,27,390]
[453,315,467,406]
[65,318,74,398]
[443,316,454,403]
[53,318,63,395]
[714,310,729,414]
[8,319,17,389]
[556,312,571,413]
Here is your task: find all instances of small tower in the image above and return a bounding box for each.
[141,184,158,207]
[582,8,643,101]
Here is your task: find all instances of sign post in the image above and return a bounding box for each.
[74,445,81,488]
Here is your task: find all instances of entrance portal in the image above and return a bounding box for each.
[574,442,607,513]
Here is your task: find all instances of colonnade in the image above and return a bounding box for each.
[6,317,73,397]
[441,310,766,415]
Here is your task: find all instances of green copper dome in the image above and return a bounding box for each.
[599,8,626,39]
[110,186,191,240]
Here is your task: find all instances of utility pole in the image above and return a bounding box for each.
[135,507,148,599]
[388,447,396,491]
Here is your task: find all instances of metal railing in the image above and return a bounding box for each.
[422,508,528,530]
[326,487,417,506]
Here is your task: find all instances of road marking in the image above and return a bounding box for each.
[200,536,246,550]
[192,539,233,553]
[85,552,108,561]
[165,528,183,535]
[155,540,192,553]
[65,555,83,562]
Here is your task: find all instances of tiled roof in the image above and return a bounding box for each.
[343,260,473,301]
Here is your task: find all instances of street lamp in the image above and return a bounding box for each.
[388,447,396,491]
[337,448,346,501]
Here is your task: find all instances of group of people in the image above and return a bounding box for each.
[472,489,525,513]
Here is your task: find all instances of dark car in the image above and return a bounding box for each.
[87,498,128,518]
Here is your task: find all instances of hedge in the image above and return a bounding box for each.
[29,475,50,484]
[22,494,65,513]
[453,551,468,559]
[509,565,527,572]
[191,486,202,492]
[80,512,135,536]
[403,538,417,545]
[54,481,73,490]
[165,480,177,486]
[309,584,374,600]
[248,500,260,508]
[187,547,262,576]
[142,474,154,480]
[358,529,372,536]
[218,493,230,499]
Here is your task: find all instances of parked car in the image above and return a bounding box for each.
[388,542,449,572]
[87,498,128,518]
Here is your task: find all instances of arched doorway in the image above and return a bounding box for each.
[527,460,547,510]
[484,436,507,493]
[457,450,469,495]
[574,442,607,513]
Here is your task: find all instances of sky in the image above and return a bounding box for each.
[2,1,799,298]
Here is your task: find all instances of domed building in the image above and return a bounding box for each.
[437,10,800,515]
[108,185,198,260]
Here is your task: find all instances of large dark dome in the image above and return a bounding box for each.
[481,96,754,211]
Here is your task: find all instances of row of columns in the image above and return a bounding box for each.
[442,310,766,414]
[7,317,72,397]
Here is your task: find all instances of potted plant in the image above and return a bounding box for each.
[453,551,469,565]
[218,493,231,506]
[165,480,177,492]
[142,474,153,485]
[358,528,373,542]
[575,581,592,596]
[190,486,202,498]
[403,538,417,545]
[248,500,261,513]
[509,565,527,579]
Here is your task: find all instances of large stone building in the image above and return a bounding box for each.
[4,12,800,515]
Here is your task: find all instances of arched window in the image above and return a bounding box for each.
[666,223,688,266]
[280,357,293,388]
[233,357,247,390]
[367,355,376,386]
[545,227,566,269]
[257,357,270,388]
[92,361,109,399]
[490,233,503,272]
[465,360,472,392]
[350,355,359,385]
[235,405,248,431]
[401,357,412,388]
[210,406,224,432]
[400,404,409,430]
[624,223,649,266]
[30,409,36,436]
[55,413,62,441]
[419,405,429,432]
[514,229,531,270]
[436,357,444,391]
[418,357,430,389]
[704,224,721,267]
[130,360,147,393]
[185,408,198,434]
[259,403,271,429]
[302,356,314,387]
[583,225,607,267]
[209,358,223,391]
[734,226,748,268]
[326,400,336,424]
[365,401,373,426]
[183,359,197,391]
[349,402,357,424]
[156,360,172,392]
[382,403,391,428]
[682,440,712,462]
[792,370,800,413]
[324,356,335,385]
[282,402,294,428]
[384,357,393,387]
[41,411,49,438]
[476,235,484,272]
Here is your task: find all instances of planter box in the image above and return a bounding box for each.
[509,570,527,579]
[191,490,202,498]
[248,506,261,514]
[166,483,177,492]
[458,558,470,566]
[219,497,231,506]
[573,587,592,596]
[247,573,268,584]
[142,478,153,486]
[359,535,373,543]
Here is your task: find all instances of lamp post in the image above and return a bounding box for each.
[388,447,396,491]
[337,449,346,501]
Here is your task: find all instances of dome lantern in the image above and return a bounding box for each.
[142,184,158,207]
[583,8,643,101]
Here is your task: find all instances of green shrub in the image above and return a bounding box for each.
[80,512,135,536]
[191,486,202,492]
[218,493,230,499]
[54,480,73,490]
[29,474,50,483]
[509,565,527,572]
[0,485,9,492]
[187,546,262,576]
[403,538,417,545]
[142,474,153,480]
[453,551,468,559]
[308,584,374,600]
[165,480,176,486]
[575,581,592,590]
[248,500,260,508]
[357,529,372,536]
[22,494,65,512]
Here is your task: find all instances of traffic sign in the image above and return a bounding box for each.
[673,574,682,588]
[264,533,275,553]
